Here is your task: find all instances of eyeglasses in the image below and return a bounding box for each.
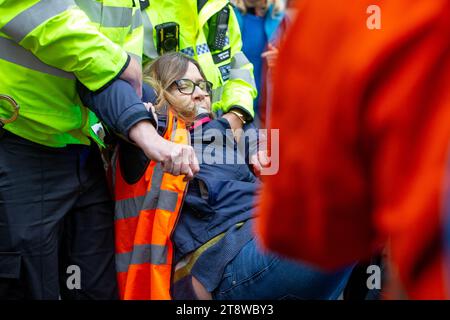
[173,79,213,96]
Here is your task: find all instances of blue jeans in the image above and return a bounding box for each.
[212,239,353,300]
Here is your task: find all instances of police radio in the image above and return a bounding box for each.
[207,6,230,51]
[155,22,180,55]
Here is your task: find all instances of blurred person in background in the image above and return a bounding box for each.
[232,0,284,124]
[258,0,298,128]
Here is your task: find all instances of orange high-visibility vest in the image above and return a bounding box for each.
[114,110,189,300]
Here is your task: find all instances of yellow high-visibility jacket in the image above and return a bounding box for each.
[0,0,143,147]
[143,0,257,118]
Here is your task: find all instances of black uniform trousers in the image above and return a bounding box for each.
[0,129,118,299]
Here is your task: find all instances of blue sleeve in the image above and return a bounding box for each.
[77,79,157,139]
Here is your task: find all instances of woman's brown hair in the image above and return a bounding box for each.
[143,52,209,122]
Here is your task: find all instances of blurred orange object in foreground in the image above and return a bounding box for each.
[257,0,450,299]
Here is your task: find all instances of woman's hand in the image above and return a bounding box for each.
[129,120,200,180]
[222,112,271,176]
[250,130,271,176]
[250,151,271,177]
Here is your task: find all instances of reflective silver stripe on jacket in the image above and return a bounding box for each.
[231,52,250,69]
[229,69,256,88]
[1,0,75,43]
[142,12,158,59]
[212,86,224,104]
[114,163,178,220]
[116,244,168,272]
[0,37,74,79]
[75,0,101,23]
[131,9,143,31]
[115,188,179,220]
[101,6,133,28]
[75,0,133,28]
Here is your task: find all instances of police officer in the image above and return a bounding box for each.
[141,0,270,174]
